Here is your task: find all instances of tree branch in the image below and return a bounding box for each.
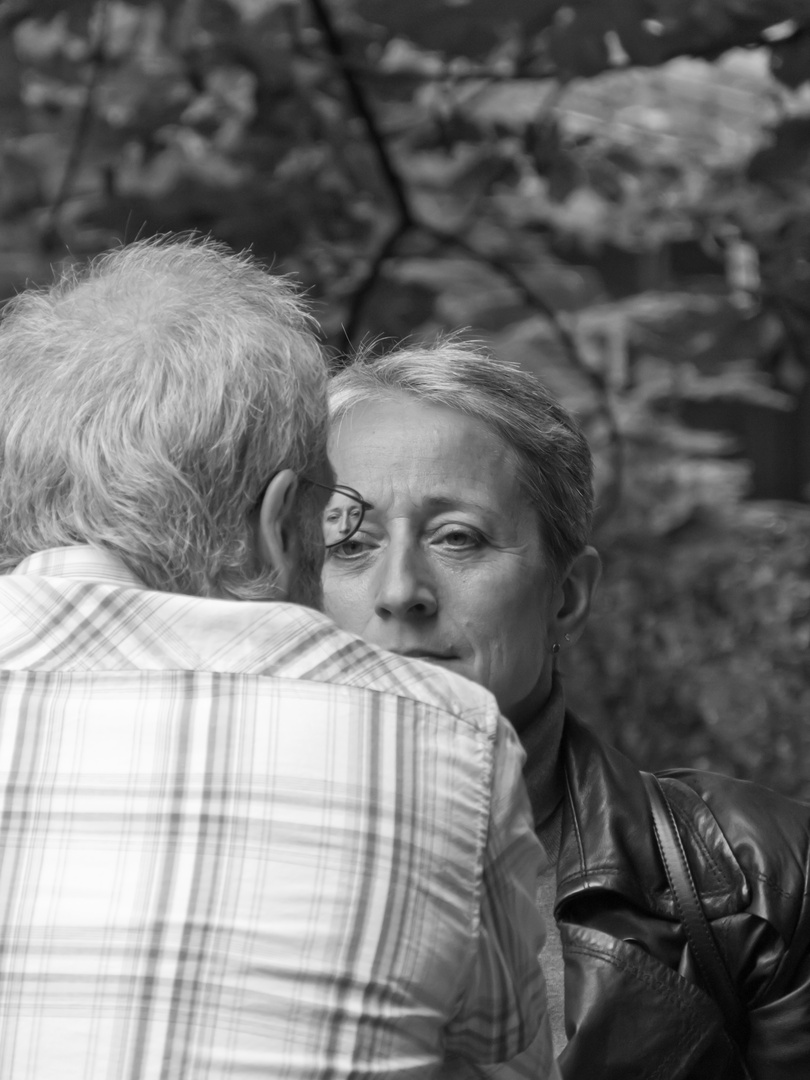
[424,225,624,524]
[340,61,558,84]
[308,0,413,226]
[307,0,622,522]
[339,220,413,353]
[308,0,422,353]
[42,0,110,250]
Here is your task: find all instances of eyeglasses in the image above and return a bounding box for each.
[301,477,372,549]
[253,475,371,549]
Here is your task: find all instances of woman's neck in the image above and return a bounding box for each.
[518,675,567,836]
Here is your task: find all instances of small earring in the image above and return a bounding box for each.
[564,633,571,642]
[551,642,560,655]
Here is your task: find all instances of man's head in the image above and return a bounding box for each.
[0,236,329,605]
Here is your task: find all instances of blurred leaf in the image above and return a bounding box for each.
[351,0,560,60]
[0,145,42,217]
[566,489,810,799]
[769,30,810,87]
[546,152,583,202]
[758,214,810,332]
[96,62,193,134]
[18,0,99,33]
[0,32,25,133]
[548,12,611,79]
[747,117,810,196]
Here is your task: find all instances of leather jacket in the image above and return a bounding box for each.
[540,712,810,1080]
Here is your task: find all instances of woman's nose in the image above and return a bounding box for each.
[373,546,438,620]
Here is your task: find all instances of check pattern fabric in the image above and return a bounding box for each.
[0,546,553,1080]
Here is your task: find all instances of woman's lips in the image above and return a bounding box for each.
[396,649,458,662]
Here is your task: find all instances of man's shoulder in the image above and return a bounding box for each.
[267,604,503,737]
[0,562,502,740]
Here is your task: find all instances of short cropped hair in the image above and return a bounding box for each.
[329,339,594,578]
[0,235,328,599]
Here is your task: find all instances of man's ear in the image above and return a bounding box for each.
[256,469,299,598]
[552,545,602,649]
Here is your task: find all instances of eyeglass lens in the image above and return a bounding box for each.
[323,490,364,547]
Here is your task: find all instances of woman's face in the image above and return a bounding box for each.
[322,394,564,729]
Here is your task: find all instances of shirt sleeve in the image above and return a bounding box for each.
[443,709,555,1076]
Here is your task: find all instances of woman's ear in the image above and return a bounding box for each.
[552,546,602,649]
[256,469,299,598]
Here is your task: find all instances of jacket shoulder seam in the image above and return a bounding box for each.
[662,781,733,893]
[749,869,809,901]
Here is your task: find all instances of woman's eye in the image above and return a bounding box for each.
[326,537,373,561]
[433,526,483,550]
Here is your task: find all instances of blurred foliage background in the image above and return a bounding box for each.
[1,0,809,797]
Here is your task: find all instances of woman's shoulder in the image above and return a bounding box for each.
[659,768,810,925]
[660,766,810,844]
[560,713,809,922]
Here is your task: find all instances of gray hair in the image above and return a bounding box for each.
[329,339,594,578]
[0,235,328,599]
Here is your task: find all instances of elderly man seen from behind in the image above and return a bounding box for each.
[0,239,556,1080]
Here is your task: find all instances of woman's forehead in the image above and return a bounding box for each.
[328,395,526,514]
[331,392,502,447]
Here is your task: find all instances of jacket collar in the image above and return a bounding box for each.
[523,684,749,920]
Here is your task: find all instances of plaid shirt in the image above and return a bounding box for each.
[0,546,553,1080]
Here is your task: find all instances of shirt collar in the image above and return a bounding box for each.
[11,546,150,590]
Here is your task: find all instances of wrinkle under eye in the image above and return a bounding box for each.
[326,539,372,561]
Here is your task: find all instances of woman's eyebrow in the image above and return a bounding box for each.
[421,495,496,516]
[354,492,498,519]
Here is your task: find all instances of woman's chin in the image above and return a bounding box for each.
[418,655,477,683]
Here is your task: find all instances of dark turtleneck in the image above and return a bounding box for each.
[520,672,567,860]
[519,674,569,1055]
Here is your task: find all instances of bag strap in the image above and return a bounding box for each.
[642,771,750,1060]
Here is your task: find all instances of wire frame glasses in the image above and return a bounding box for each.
[301,478,371,549]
